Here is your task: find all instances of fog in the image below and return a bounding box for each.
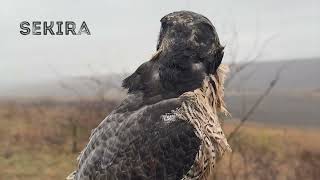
[0,0,319,86]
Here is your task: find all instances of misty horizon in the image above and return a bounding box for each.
[1,0,319,85]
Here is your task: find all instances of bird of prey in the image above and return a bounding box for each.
[67,10,231,180]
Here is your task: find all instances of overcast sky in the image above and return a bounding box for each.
[0,0,319,86]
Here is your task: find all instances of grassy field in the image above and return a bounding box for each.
[0,99,319,180]
[216,122,320,179]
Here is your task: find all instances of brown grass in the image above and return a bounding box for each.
[0,99,319,180]
[213,121,320,180]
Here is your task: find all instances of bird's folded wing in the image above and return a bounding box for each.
[72,96,201,180]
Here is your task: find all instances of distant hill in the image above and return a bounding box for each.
[0,73,127,100]
[227,58,320,92]
[1,58,319,127]
[225,58,320,128]
[1,58,319,98]
[225,93,320,128]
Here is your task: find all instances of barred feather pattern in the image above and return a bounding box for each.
[67,65,230,180]
[174,64,231,180]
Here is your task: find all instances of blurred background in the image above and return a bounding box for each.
[0,0,319,179]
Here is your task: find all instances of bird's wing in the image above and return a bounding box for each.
[72,95,201,180]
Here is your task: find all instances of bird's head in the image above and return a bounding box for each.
[156,11,224,94]
[123,11,224,97]
[157,11,222,53]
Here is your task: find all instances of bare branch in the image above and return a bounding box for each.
[225,34,277,87]
[227,62,290,141]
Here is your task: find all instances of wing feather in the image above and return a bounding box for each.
[72,95,201,180]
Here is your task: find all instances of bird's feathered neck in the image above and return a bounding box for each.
[176,64,229,115]
[172,64,231,179]
[207,64,229,115]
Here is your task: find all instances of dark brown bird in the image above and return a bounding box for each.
[67,10,230,180]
